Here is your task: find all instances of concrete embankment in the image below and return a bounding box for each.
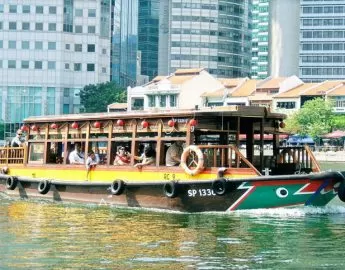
[312,151,345,162]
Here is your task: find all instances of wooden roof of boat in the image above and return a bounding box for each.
[24,106,286,123]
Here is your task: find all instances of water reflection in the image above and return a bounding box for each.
[1,198,345,269]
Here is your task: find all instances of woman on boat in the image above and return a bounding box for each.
[113,146,131,166]
[134,145,156,168]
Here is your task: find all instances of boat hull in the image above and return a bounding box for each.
[0,171,343,212]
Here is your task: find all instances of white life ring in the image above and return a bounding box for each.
[180,145,204,176]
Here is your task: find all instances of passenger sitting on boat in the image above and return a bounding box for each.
[11,129,25,147]
[86,150,100,170]
[68,143,85,164]
[134,145,156,168]
[113,146,131,166]
[165,141,184,166]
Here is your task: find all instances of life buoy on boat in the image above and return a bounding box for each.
[110,179,125,195]
[163,181,179,198]
[6,176,18,190]
[38,180,51,195]
[180,145,204,176]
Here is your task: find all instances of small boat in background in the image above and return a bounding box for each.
[0,106,344,212]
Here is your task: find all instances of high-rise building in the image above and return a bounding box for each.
[158,0,253,78]
[251,0,300,80]
[0,1,111,138]
[300,0,345,82]
[111,0,138,87]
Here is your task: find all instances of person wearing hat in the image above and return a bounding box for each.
[113,146,131,166]
[11,129,25,147]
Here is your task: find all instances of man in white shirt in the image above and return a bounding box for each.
[11,130,25,147]
[68,143,85,164]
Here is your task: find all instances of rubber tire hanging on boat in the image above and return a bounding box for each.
[163,181,179,198]
[6,176,18,190]
[180,145,204,176]
[110,179,125,195]
[212,178,228,196]
[38,180,51,195]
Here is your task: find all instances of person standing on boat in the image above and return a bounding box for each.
[11,129,25,147]
[113,146,131,165]
[68,143,85,164]
[165,141,184,166]
[134,145,156,168]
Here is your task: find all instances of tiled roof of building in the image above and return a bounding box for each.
[327,82,345,96]
[200,87,226,98]
[231,79,257,97]
[274,83,316,98]
[168,75,195,84]
[301,80,344,96]
[248,93,272,101]
[217,78,243,88]
[257,77,286,89]
[108,103,127,109]
[174,68,204,75]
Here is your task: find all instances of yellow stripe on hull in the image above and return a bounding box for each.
[8,166,257,183]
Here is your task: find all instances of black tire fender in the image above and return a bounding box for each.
[38,180,51,195]
[338,180,345,202]
[110,179,125,195]
[212,178,228,196]
[6,176,18,190]
[163,181,179,198]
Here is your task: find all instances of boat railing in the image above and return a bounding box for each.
[277,145,321,173]
[198,144,261,175]
[0,146,26,165]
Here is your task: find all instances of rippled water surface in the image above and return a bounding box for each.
[1,197,345,269]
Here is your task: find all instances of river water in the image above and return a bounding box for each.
[1,162,345,269]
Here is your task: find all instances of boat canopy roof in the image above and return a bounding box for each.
[24,106,286,124]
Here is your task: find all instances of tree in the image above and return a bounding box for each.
[285,98,334,138]
[80,82,127,113]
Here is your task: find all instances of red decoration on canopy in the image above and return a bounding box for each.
[31,125,38,131]
[279,122,286,129]
[50,123,58,129]
[71,122,79,129]
[20,125,29,132]
[93,121,101,128]
[168,120,176,127]
[117,119,125,126]
[141,120,149,128]
[189,119,197,126]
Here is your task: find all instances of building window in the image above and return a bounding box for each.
[35,61,42,69]
[8,40,16,49]
[87,64,95,71]
[49,6,57,14]
[22,22,30,30]
[21,61,29,69]
[88,26,96,33]
[63,88,70,97]
[75,44,82,52]
[63,0,73,32]
[87,44,95,52]
[8,60,16,69]
[65,44,70,50]
[48,23,56,31]
[159,95,167,107]
[48,42,56,50]
[22,41,30,49]
[36,6,43,14]
[47,87,56,115]
[0,40,3,48]
[75,9,83,17]
[148,96,156,107]
[74,63,81,71]
[65,63,70,70]
[75,25,82,33]
[0,4,4,13]
[0,22,2,30]
[102,67,106,73]
[23,5,30,13]
[48,61,56,70]
[102,48,106,54]
[9,22,17,30]
[35,41,43,50]
[35,23,43,31]
[88,9,96,17]
[63,104,69,114]
[0,60,2,68]
[9,5,17,13]
[169,95,177,107]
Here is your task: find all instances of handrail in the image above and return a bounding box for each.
[304,145,321,172]
[197,144,261,175]
[0,146,26,165]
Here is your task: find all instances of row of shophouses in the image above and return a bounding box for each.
[117,68,345,115]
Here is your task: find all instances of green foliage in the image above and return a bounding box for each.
[333,114,345,129]
[80,82,126,113]
[285,98,334,138]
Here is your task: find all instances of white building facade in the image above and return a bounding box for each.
[0,0,111,138]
